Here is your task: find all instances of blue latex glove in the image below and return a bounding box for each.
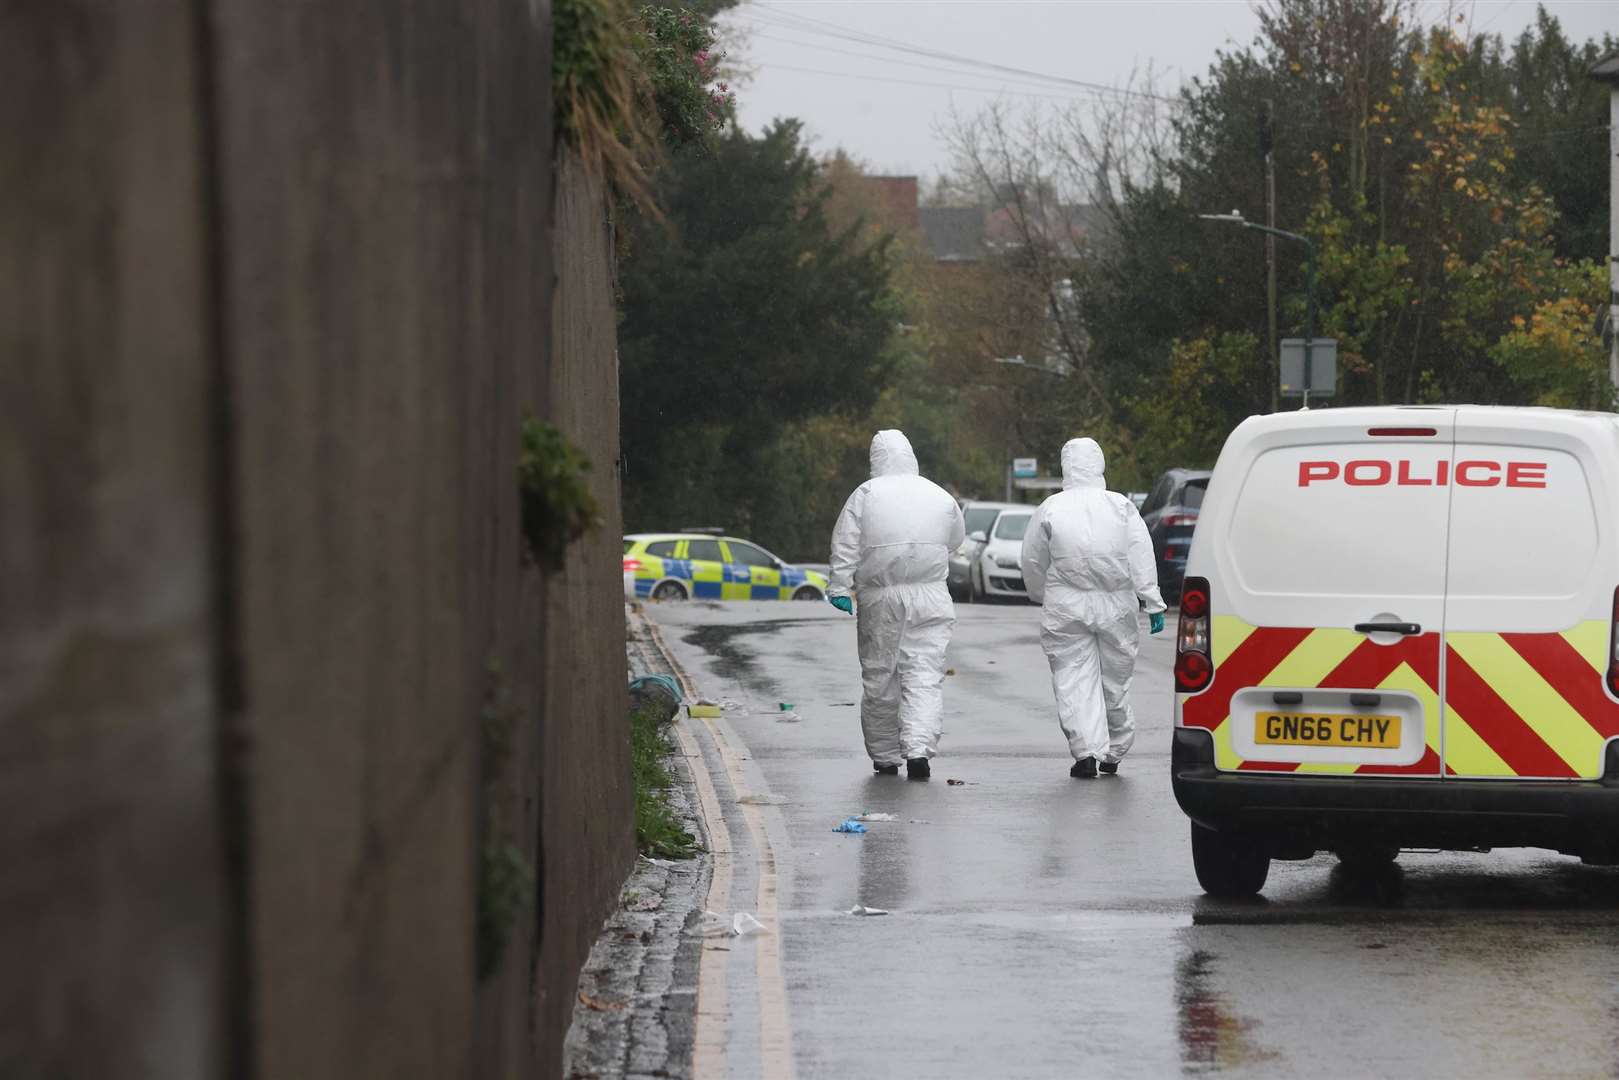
[1149,611,1166,635]
[829,595,854,615]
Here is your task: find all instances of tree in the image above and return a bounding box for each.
[618,121,901,553]
[938,0,1612,484]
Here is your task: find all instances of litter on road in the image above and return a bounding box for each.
[846,905,890,916]
[732,913,769,937]
[854,812,897,822]
[687,704,722,718]
[946,779,967,786]
[833,818,868,833]
[736,793,787,805]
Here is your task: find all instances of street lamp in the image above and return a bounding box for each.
[988,354,1064,499]
[1198,209,1319,409]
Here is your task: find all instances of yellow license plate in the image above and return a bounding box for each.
[1254,712,1401,749]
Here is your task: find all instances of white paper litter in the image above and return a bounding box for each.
[732,912,769,937]
[846,905,890,916]
[854,812,897,822]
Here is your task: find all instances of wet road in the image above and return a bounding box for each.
[651,600,1619,1079]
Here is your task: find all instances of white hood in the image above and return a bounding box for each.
[870,429,920,478]
[1061,437,1106,490]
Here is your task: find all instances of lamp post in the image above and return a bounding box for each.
[1198,210,1318,409]
[991,354,1063,499]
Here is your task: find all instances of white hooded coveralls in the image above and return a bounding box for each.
[1019,438,1166,764]
[828,431,966,765]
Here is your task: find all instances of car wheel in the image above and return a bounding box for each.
[1190,822,1270,897]
[1334,845,1399,873]
[792,586,821,601]
[652,580,688,602]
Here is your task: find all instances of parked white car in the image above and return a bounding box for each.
[972,506,1035,601]
[948,501,1023,600]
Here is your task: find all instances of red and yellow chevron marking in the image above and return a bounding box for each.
[1180,617,1619,779]
[1445,628,1619,779]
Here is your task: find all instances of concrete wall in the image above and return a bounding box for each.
[0,3,227,1075]
[1,0,632,1075]
[532,159,636,1070]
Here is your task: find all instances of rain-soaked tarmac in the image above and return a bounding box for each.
[651,599,1619,1079]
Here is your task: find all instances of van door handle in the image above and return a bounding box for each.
[1354,622,1422,636]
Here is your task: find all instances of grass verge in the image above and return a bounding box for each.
[630,704,698,858]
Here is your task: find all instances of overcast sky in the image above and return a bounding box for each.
[719,0,1619,180]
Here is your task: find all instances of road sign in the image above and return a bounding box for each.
[1012,457,1038,478]
[1014,477,1063,490]
[1280,338,1337,397]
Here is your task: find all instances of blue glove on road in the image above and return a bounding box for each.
[1149,611,1166,635]
[829,595,854,615]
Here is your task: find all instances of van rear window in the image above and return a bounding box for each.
[1446,446,1594,601]
[1226,445,1451,600]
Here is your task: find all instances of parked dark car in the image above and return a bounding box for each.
[1138,468,1211,603]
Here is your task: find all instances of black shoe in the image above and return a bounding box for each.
[1099,760,1119,775]
[906,757,931,780]
[873,762,899,775]
[1070,757,1098,779]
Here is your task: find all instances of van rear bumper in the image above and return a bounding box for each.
[1171,727,1619,857]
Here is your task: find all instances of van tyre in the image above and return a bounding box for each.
[1190,822,1271,897]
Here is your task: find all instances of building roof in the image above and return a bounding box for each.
[918,206,988,262]
[1590,54,1619,83]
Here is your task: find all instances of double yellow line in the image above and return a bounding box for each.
[642,613,797,1079]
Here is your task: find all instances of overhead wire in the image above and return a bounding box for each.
[740,27,1145,99]
[754,62,1121,102]
[736,3,1183,104]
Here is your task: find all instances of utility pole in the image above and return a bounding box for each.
[1262,100,1279,412]
[1590,56,1619,398]
[1198,211,1317,408]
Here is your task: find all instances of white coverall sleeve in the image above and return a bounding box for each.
[947,501,966,552]
[1019,503,1053,605]
[827,487,865,599]
[1126,506,1166,614]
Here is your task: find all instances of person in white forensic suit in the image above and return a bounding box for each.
[1020,437,1166,778]
[827,430,966,779]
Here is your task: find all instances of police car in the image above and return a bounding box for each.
[1174,406,1619,896]
[623,530,829,602]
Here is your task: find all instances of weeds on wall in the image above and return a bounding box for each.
[554,0,733,212]
[519,417,601,572]
[554,0,656,207]
[477,661,534,981]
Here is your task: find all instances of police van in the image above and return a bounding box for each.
[1173,406,1619,896]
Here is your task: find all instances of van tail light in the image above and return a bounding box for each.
[1607,586,1619,697]
[1162,514,1198,527]
[623,557,644,573]
[1176,576,1213,693]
